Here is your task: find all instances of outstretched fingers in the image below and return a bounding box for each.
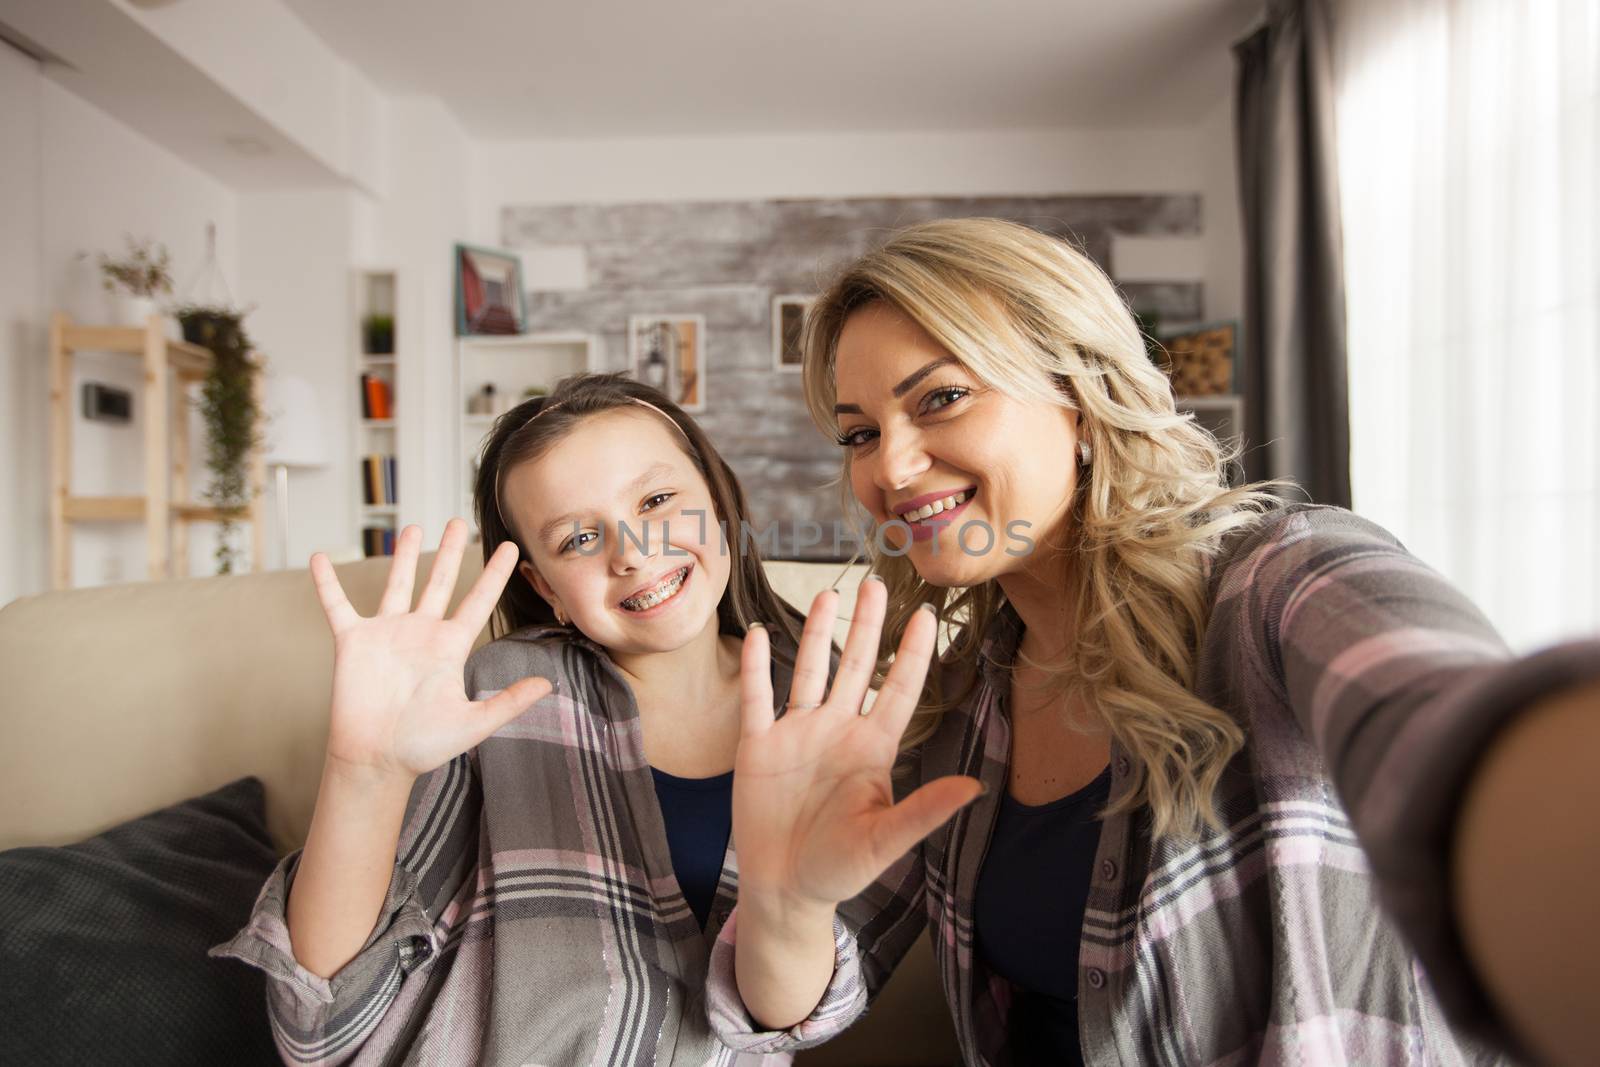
[470,675,552,738]
[309,552,359,636]
[827,577,886,716]
[867,604,939,742]
[377,525,424,615]
[739,623,775,739]
[416,518,470,617]
[867,774,985,872]
[786,588,839,711]
[451,540,520,636]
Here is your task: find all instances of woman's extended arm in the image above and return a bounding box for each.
[1454,677,1600,1067]
[1237,507,1600,1064]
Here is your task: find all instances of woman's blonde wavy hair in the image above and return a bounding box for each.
[801,217,1283,841]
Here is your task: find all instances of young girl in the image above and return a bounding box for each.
[214,373,814,1066]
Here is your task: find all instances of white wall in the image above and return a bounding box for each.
[2,65,242,603]
[363,96,478,542]
[237,189,363,568]
[0,42,44,608]
[472,126,1207,219]
[471,77,1243,327]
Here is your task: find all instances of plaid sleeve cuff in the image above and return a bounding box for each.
[705,905,869,1054]
[208,850,437,1009]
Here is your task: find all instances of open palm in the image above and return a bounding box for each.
[311,519,551,783]
[733,580,982,911]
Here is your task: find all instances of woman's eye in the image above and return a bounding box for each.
[923,386,969,413]
[835,426,878,449]
[641,492,675,512]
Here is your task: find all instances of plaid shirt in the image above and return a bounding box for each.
[214,627,809,1067]
[708,505,1600,1065]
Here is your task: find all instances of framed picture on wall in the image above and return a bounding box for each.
[628,315,706,412]
[454,243,527,336]
[772,295,812,372]
[1156,321,1236,396]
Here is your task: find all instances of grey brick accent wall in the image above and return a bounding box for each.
[502,195,1201,559]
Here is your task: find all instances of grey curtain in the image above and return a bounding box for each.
[1235,0,1351,507]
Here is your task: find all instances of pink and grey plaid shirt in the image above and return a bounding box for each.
[214,625,808,1066]
[707,505,1598,1065]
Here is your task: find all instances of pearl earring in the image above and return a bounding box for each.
[1078,439,1092,466]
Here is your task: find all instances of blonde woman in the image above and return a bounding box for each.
[706,219,1599,1065]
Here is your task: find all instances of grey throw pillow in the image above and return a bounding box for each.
[0,777,281,1065]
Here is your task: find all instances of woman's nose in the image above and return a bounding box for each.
[872,426,930,495]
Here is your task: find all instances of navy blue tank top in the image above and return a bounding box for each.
[649,766,734,930]
[974,764,1112,1065]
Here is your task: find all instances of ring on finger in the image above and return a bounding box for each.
[783,701,823,712]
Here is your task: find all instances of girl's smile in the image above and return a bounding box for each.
[618,562,694,616]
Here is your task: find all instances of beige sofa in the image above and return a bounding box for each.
[0,552,958,1065]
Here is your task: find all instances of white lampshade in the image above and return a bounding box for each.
[264,373,329,469]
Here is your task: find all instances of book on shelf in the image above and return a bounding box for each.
[361,453,398,505]
[361,526,396,557]
[359,373,393,420]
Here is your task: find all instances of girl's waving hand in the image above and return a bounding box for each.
[312,518,552,785]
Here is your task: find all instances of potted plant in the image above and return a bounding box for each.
[90,236,175,330]
[362,313,395,356]
[173,303,265,574]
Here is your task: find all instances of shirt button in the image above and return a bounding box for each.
[1100,859,1118,882]
[1086,967,1106,990]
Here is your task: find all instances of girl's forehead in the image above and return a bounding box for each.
[504,410,702,528]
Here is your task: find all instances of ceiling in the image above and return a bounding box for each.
[281,0,1264,139]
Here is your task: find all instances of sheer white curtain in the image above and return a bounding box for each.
[1334,0,1599,652]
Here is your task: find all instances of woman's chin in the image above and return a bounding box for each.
[903,544,1004,590]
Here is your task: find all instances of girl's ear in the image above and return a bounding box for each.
[518,559,563,616]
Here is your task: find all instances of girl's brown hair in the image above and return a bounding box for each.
[473,372,805,658]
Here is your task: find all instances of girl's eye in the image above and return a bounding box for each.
[559,530,599,554]
[835,426,878,449]
[641,491,675,512]
[922,386,969,413]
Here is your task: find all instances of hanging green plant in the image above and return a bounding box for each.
[174,303,264,574]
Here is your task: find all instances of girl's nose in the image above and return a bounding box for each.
[609,519,656,575]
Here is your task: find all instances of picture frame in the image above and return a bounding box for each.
[628,315,706,412]
[454,243,527,336]
[1156,320,1236,396]
[772,294,812,372]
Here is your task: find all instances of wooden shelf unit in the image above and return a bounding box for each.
[48,311,265,588]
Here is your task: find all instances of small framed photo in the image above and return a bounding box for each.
[455,243,527,336]
[628,315,706,412]
[1156,321,1236,396]
[772,294,812,372]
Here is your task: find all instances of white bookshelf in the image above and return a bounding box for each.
[353,269,401,556]
[455,332,597,533]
